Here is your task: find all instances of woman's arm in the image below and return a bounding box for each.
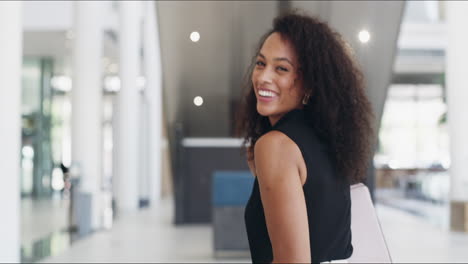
[254,131,311,263]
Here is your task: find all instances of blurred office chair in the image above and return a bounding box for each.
[212,171,254,258]
[348,183,392,263]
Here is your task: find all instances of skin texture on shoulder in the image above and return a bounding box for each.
[254,130,311,263]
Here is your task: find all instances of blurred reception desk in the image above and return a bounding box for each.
[174,137,250,224]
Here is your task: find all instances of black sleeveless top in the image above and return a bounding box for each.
[244,109,353,263]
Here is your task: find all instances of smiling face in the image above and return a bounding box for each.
[252,32,305,126]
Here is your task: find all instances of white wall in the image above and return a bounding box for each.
[0,1,22,261]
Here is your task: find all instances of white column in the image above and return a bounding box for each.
[72,1,104,230]
[0,1,22,261]
[116,1,141,212]
[139,93,149,205]
[446,1,468,231]
[144,0,163,205]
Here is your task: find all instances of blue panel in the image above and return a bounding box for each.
[212,171,255,207]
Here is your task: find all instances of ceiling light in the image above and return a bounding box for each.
[190,31,200,42]
[193,96,203,106]
[358,30,371,44]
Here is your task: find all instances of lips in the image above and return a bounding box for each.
[256,87,278,102]
[257,87,279,95]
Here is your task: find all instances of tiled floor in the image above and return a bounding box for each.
[376,188,450,228]
[376,205,468,263]
[41,197,468,263]
[21,197,70,246]
[41,197,246,263]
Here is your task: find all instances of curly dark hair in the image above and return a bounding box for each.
[236,12,375,183]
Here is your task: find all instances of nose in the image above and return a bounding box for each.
[257,67,273,84]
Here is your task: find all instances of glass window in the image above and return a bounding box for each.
[376,84,449,169]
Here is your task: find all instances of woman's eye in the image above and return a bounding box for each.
[255,61,265,67]
[277,66,288,72]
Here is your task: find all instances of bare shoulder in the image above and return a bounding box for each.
[254,131,302,182]
[255,130,298,155]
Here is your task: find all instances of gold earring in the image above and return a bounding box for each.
[302,93,310,105]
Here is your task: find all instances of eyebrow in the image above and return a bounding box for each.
[258,53,294,67]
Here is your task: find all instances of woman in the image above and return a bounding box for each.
[236,12,374,263]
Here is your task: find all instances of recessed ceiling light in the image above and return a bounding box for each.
[190,31,200,42]
[193,96,203,106]
[358,30,371,44]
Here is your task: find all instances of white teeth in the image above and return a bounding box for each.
[259,90,275,97]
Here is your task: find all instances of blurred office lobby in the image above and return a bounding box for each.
[2,1,468,263]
